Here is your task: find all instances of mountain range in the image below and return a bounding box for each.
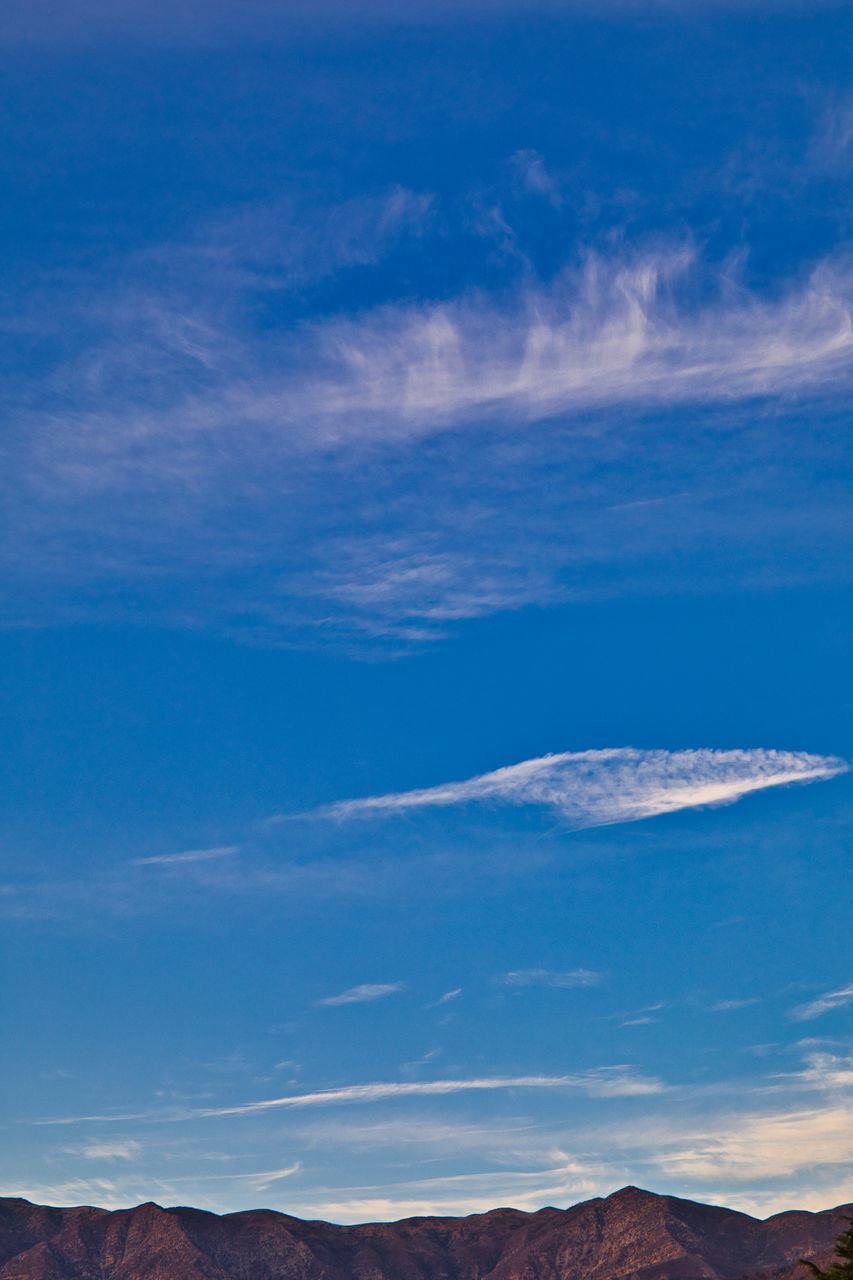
[0,1186,849,1280]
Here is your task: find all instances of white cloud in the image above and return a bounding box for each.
[31,1046,853,1220]
[293,1154,609,1223]
[73,1140,142,1161]
[317,747,847,827]
[649,1102,853,1183]
[500,968,601,988]
[291,1115,542,1151]
[32,1067,664,1126]
[316,982,406,1007]
[424,987,462,1009]
[219,1163,301,1192]
[786,1051,853,1091]
[7,237,853,645]
[0,1178,133,1210]
[133,845,240,867]
[301,251,853,439]
[240,1049,853,1221]
[189,1067,665,1118]
[791,983,853,1021]
[163,1161,302,1189]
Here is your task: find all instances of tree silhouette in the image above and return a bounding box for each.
[802,1220,853,1280]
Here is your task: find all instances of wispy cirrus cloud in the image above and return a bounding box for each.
[293,1153,607,1224]
[28,1048,853,1218]
[787,1051,853,1091]
[71,1141,142,1161]
[0,1178,135,1212]
[316,983,406,1007]
[195,1046,853,1220]
[38,246,853,469]
[314,747,847,827]
[302,252,853,438]
[206,1163,301,1192]
[233,1057,853,1221]
[189,1068,666,1117]
[425,988,462,1008]
[500,968,602,988]
[6,233,853,646]
[790,984,853,1021]
[132,845,240,867]
[39,1068,665,1126]
[649,1101,853,1185]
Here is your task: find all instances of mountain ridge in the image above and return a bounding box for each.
[0,1186,850,1280]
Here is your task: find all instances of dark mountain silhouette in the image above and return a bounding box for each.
[0,1186,849,1280]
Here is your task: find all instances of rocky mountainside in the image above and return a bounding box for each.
[0,1186,849,1280]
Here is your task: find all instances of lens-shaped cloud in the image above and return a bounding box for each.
[318,747,848,828]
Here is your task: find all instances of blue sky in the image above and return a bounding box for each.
[2,0,853,1224]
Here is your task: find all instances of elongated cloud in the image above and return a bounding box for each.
[308,253,853,438]
[7,239,853,646]
[790,983,853,1021]
[220,1164,301,1191]
[42,249,853,477]
[191,1067,664,1118]
[316,982,405,1007]
[132,845,239,867]
[75,1141,141,1161]
[317,747,847,827]
[34,1068,663,1126]
[500,968,601,988]
[650,1101,853,1184]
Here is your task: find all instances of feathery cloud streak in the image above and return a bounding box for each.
[316,983,405,1007]
[189,1068,665,1117]
[791,983,853,1021]
[38,1069,665,1125]
[316,748,848,826]
[51,249,853,461]
[303,253,853,439]
[500,968,602,988]
[6,236,853,644]
[132,845,240,867]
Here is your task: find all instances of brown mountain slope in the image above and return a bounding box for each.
[0,1186,849,1280]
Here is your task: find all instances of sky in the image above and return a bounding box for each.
[2,0,853,1226]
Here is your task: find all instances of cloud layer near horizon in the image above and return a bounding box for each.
[24,1049,853,1221]
[316,747,848,827]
